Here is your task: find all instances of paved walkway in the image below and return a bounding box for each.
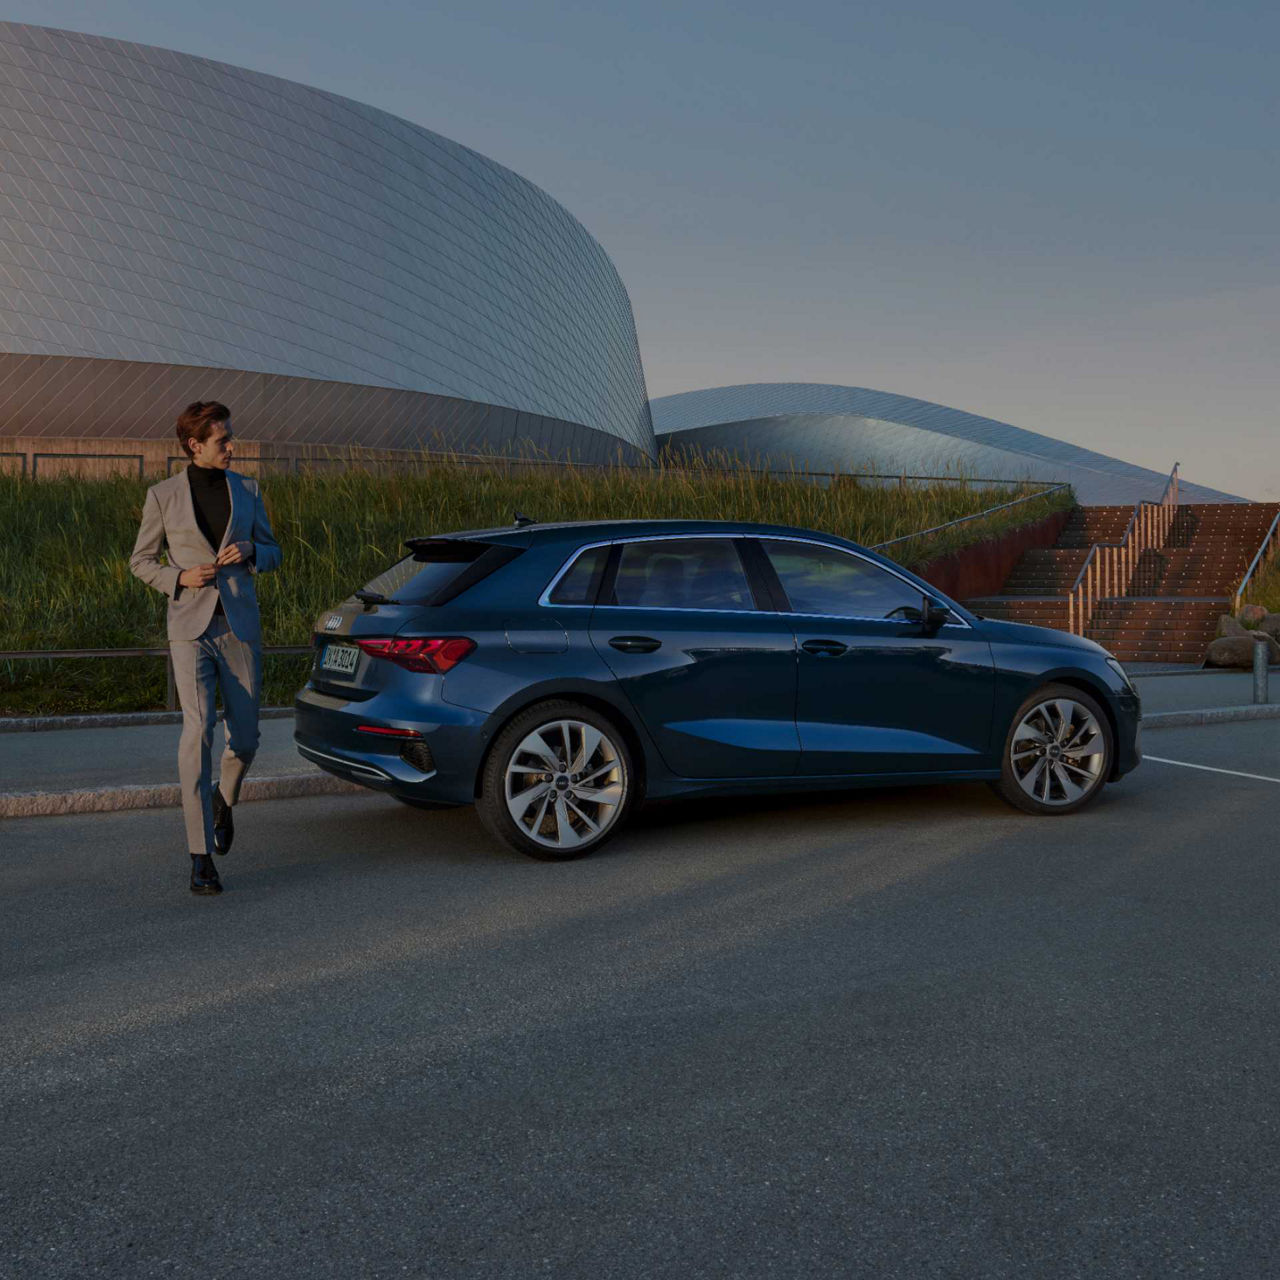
[1130,669,1275,714]
[0,717,309,795]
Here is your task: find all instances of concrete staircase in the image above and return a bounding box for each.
[966,503,1279,663]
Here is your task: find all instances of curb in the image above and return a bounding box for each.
[1143,704,1280,729]
[0,770,363,819]
[0,707,295,733]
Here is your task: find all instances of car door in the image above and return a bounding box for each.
[756,537,996,776]
[587,536,800,779]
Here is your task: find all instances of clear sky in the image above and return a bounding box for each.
[10,0,1278,497]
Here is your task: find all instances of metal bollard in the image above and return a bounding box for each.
[1253,632,1270,705]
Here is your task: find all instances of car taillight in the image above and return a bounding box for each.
[354,637,475,674]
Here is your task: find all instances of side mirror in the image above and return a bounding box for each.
[890,594,953,628]
[922,593,952,631]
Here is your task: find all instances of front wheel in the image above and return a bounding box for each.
[477,700,634,860]
[991,684,1113,816]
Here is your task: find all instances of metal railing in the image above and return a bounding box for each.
[1235,506,1280,612]
[1,645,312,710]
[30,452,146,479]
[5,441,1064,489]
[871,483,1071,551]
[1067,463,1180,636]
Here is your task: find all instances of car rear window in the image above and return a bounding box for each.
[360,540,516,605]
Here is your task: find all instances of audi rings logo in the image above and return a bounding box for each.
[324,614,343,631]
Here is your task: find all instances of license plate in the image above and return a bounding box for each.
[321,643,360,676]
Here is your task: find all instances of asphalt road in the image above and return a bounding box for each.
[4,722,1280,1279]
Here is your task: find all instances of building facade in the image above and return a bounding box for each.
[651,384,1241,505]
[0,22,655,476]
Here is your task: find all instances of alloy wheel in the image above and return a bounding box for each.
[1010,697,1107,807]
[504,718,627,852]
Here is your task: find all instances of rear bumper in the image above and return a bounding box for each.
[294,684,488,806]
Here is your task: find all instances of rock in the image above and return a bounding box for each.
[1217,614,1248,638]
[1239,602,1268,627]
[1205,634,1280,667]
[1258,612,1280,640]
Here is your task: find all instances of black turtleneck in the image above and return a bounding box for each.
[187,463,230,549]
[187,464,231,614]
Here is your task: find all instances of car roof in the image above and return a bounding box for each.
[428,518,863,547]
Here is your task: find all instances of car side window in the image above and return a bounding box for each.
[610,539,756,611]
[761,540,923,619]
[548,545,609,605]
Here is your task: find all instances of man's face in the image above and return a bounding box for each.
[190,421,234,469]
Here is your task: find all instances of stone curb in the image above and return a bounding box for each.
[1143,704,1280,729]
[0,770,363,819]
[0,707,295,733]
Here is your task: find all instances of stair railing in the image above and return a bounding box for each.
[1067,463,1180,636]
[1234,507,1280,613]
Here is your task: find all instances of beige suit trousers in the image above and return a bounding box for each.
[170,614,262,855]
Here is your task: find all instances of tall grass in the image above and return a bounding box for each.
[1240,550,1280,615]
[0,455,1072,714]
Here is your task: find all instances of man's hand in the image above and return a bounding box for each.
[178,564,217,589]
[215,541,252,567]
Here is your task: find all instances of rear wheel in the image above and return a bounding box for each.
[992,683,1112,816]
[478,700,634,860]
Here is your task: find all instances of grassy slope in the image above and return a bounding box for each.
[1239,554,1280,615]
[0,462,1072,714]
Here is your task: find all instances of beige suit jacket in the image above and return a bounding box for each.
[129,469,282,644]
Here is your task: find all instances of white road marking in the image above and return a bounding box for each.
[1144,755,1280,785]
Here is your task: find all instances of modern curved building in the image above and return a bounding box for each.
[652,383,1241,505]
[0,22,655,475]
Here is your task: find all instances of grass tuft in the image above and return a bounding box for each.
[0,453,1072,714]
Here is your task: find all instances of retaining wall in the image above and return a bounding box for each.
[914,508,1072,602]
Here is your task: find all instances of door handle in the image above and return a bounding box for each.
[801,638,848,657]
[609,635,661,654]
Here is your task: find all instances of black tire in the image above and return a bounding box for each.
[991,682,1113,816]
[477,699,635,860]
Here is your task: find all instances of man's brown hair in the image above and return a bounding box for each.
[175,401,231,458]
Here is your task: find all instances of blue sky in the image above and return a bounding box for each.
[11,0,1278,496]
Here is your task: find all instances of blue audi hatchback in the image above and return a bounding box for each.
[295,519,1141,859]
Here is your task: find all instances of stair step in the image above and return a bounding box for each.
[972,501,1276,655]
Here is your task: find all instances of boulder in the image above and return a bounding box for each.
[1258,612,1280,640]
[1205,633,1280,667]
[1217,614,1248,638]
[1239,602,1268,627]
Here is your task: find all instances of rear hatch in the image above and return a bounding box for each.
[309,537,522,698]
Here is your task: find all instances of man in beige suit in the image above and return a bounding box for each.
[130,402,282,895]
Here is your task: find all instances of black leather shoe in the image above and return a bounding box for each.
[190,853,222,895]
[212,789,234,855]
